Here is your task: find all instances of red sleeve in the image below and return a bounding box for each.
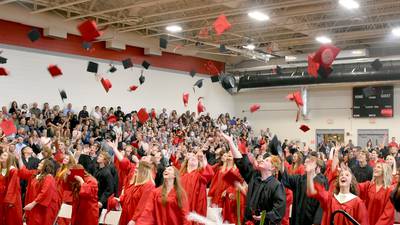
[79,177,98,198]
[307,182,329,211]
[199,165,214,184]
[296,165,305,175]
[356,199,370,225]
[375,189,395,225]
[34,175,56,207]
[170,154,181,170]
[135,190,156,225]
[180,192,190,225]
[119,158,134,172]
[357,181,370,201]
[131,182,156,221]
[18,166,36,180]
[4,168,21,205]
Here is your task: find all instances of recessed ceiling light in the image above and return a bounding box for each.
[243,44,256,50]
[248,11,270,21]
[392,27,400,37]
[339,0,360,9]
[316,36,332,44]
[166,25,182,32]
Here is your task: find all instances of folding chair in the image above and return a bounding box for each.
[99,209,122,225]
[53,203,72,225]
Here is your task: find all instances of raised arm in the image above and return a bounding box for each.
[107,140,123,162]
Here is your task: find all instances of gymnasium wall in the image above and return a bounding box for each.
[234,85,400,147]
[0,45,235,117]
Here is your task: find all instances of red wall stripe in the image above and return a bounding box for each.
[0,19,224,75]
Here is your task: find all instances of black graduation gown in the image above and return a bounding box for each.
[281,171,328,225]
[94,165,115,209]
[234,155,286,224]
[391,182,400,212]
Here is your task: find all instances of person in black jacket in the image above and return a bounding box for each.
[281,151,328,225]
[94,151,114,209]
[221,132,286,225]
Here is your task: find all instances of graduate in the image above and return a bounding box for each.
[70,164,99,225]
[358,161,394,225]
[136,166,190,225]
[18,158,61,225]
[0,151,23,225]
[221,132,286,224]
[94,151,115,209]
[180,150,214,219]
[281,152,328,225]
[55,154,77,225]
[208,150,231,207]
[306,159,369,225]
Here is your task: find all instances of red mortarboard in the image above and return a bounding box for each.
[222,169,243,186]
[48,65,62,77]
[299,124,310,132]
[103,194,119,223]
[213,14,231,36]
[307,54,319,78]
[313,44,341,69]
[250,104,261,113]
[137,108,149,124]
[67,168,85,183]
[129,85,138,92]
[101,78,112,93]
[286,93,294,101]
[107,115,117,124]
[0,67,9,76]
[381,108,393,117]
[0,119,16,136]
[77,20,102,42]
[293,91,303,107]
[197,98,205,114]
[183,92,189,107]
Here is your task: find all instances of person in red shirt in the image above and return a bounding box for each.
[307,159,369,225]
[180,150,214,221]
[19,158,61,225]
[136,166,189,225]
[358,162,394,225]
[70,164,99,225]
[388,137,398,148]
[0,151,23,225]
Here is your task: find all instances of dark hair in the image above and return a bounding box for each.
[38,159,55,181]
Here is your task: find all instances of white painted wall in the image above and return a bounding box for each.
[0,45,235,117]
[234,85,400,147]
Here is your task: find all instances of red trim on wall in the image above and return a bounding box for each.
[0,19,224,75]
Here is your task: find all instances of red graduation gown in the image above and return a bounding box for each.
[136,187,190,225]
[55,171,73,225]
[0,168,23,225]
[208,165,230,207]
[71,175,99,225]
[19,167,61,225]
[181,165,214,217]
[308,183,369,225]
[119,179,155,225]
[358,181,394,225]
[114,156,136,196]
[221,168,246,225]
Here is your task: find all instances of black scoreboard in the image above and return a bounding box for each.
[353,86,394,118]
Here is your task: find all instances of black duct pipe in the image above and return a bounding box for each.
[238,71,400,90]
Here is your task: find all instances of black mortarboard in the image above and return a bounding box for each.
[276,66,283,75]
[28,29,41,42]
[194,79,203,88]
[0,56,7,64]
[139,71,145,85]
[59,89,67,102]
[268,135,282,156]
[219,44,227,52]
[211,75,220,83]
[87,61,98,73]
[362,86,376,97]
[142,60,150,70]
[109,65,117,73]
[318,66,333,79]
[371,59,383,71]
[122,58,133,69]
[190,69,196,77]
[160,38,168,49]
[82,41,92,50]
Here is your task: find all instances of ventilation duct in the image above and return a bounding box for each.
[238,71,400,90]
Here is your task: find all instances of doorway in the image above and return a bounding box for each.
[316,129,345,150]
[357,129,388,148]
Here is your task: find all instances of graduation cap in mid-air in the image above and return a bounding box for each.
[268,135,282,156]
[0,56,7,64]
[0,67,9,76]
[211,75,220,83]
[139,71,145,85]
[108,64,117,73]
[190,69,196,77]
[250,104,261,113]
[87,61,99,73]
[122,58,133,69]
[59,89,67,102]
[27,29,41,42]
[160,37,168,49]
[299,124,310,132]
[48,65,63,77]
[371,59,383,71]
[213,14,231,36]
[77,20,102,42]
[193,79,204,92]
[142,60,150,70]
[183,92,189,107]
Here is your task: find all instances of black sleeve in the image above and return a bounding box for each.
[234,154,255,184]
[78,154,96,175]
[109,165,119,196]
[154,164,165,187]
[390,182,400,212]
[281,170,301,190]
[100,170,114,207]
[313,205,324,225]
[265,183,286,223]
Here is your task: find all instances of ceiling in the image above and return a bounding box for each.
[2,0,400,65]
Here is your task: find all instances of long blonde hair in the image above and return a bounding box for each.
[162,167,187,208]
[133,161,154,185]
[56,154,76,179]
[0,152,17,177]
[372,162,392,189]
